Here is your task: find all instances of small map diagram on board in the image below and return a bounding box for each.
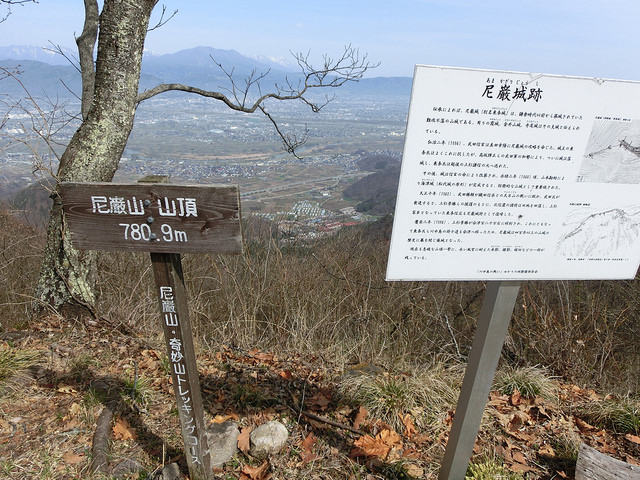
[556,205,640,257]
[577,119,640,184]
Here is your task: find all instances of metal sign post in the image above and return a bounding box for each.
[60,181,242,480]
[438,281,520,480]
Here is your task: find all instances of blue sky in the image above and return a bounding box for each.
[2,0,640,79]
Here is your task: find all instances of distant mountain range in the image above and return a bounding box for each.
[0,45,74,65]
[0,45,412,100]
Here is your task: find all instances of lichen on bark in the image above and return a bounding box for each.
[35,0,157,314]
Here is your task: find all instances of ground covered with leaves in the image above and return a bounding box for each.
[0,315,639,480]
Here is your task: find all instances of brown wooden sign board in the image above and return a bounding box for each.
[60,182,242,254]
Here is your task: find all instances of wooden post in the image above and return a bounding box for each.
[140,175,212,480]
[439,281,521,480]
[151,252,212,479]
[576,443,640,479]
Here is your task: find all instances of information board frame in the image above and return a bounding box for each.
[387,65,640,282]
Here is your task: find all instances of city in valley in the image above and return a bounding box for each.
[1,53,410,238]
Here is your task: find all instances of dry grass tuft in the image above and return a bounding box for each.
[494,365,556,399]
[580,396,640,434]
[0,346,40,384]
[339,362,462,431]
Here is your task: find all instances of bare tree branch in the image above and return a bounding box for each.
[0,66,77,180]
[147,4,177,32]
[43,42,81,74]
[75,0,99,120]
[59,78,82,103]
[259,105,308,159]
[136,45,377,156]
[0,0,36,23]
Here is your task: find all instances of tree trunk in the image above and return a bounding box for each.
[35,0,157,313]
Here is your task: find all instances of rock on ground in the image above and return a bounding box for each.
[153,462,181,480]
[111,458,142,478]
[206,420,240,467]
[249,420,289,459]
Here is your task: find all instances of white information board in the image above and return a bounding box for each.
[387,65,640,281]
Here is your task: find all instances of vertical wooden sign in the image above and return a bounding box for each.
[60,180,242,480]
[152,253,212,479]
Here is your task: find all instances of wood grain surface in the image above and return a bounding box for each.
[60,182,242,254]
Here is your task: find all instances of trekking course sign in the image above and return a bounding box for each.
[387,65,640,281]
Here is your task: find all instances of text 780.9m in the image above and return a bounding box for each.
[119,223,188,242]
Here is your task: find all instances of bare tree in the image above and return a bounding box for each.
[34,0,375,315]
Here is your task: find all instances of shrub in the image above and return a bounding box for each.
[465,459,524,479]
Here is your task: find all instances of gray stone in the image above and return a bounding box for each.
[206,420,239,467]
[249,421,289,459]
[111,458,142,478]
[154,462,181,480]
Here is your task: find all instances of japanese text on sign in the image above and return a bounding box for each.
[159,285,201,466]
[91,195,198,217]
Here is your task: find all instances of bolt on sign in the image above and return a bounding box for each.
[386,65,640,480]
[61,181,242,480]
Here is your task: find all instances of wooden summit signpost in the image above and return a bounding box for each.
[61,180,242,480]
[387,66,640,479]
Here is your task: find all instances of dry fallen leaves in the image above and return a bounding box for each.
[379,428,402,446]
[512,450,527,464]
[352,434,391,459]
[625,433,640,445]
[511,389,522,406]
[510,461,536,474]
[627,455,640,466]
[212,413,239,423]
[300,432,321,464]
[56,385,77,394]
[352,428,403,460]
[249,349,275,363]
[307,391,331,411]
[302,432,317,452]
[575,417,595,432]
[353,406,368,431]
[68,402,83,417]
[399,413,417,439]
[538,443,556,457]
[238,426,253,454]
[112,417,136,441]
[62,451,84,465]
[241,460,270,480]
[405,464,424,478]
